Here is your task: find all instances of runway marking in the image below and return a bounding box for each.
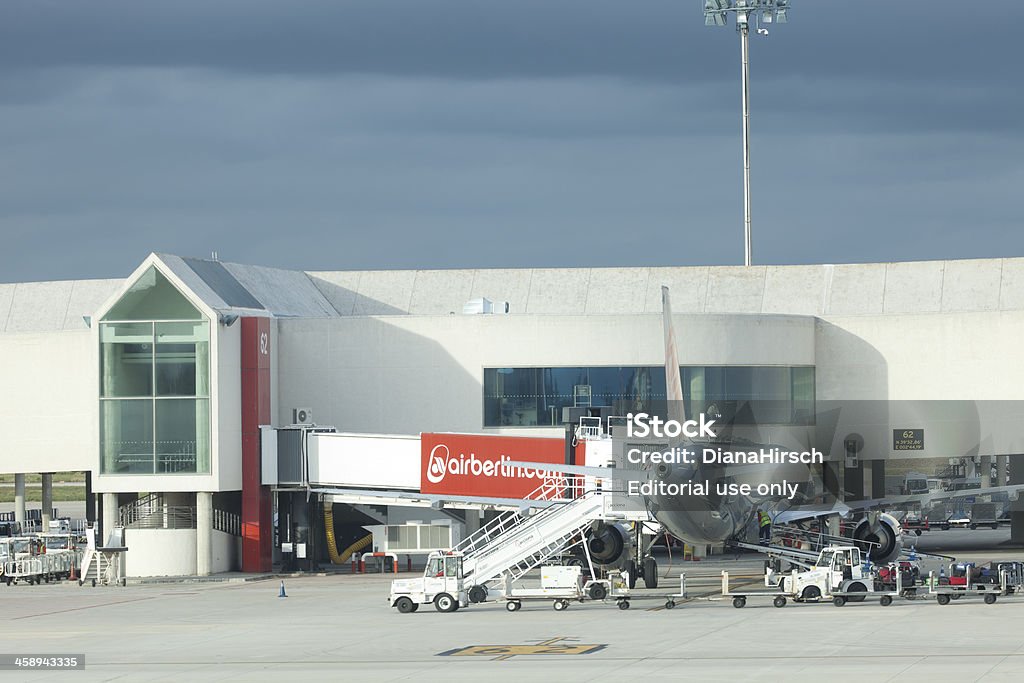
[438,636,606,661]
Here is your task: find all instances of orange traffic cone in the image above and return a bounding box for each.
[69,560,77,582]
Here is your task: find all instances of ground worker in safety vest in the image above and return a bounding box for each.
[757,510,772,545]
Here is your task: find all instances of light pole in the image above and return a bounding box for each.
[704,1,791,267]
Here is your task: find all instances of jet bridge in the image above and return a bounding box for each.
[260,425,646,569]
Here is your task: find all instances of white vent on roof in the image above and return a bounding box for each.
[463,298,510,315]
[463,298,492,314]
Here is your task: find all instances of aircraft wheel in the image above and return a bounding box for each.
[985,593,997,605]
[618,600,630,610]
[773,596,787,608]
[937,594,951,605]
[732,597,746,609]
[434,592,457,613]
[643,557,658,589]
[880,595,893,607]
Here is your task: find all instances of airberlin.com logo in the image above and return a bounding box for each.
[426,444,552,484]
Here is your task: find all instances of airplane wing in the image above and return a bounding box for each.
[773,483,1024,524]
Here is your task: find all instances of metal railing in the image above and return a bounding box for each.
[120,494,197,530]
[117,494,240,534]
[213,509,241,536]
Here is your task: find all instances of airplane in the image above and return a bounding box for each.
[514,285,1024,585]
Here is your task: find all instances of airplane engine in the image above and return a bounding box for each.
[586,522,631,566]
[852,512,903,563]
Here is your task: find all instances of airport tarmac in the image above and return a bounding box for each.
[3,550,1024,682]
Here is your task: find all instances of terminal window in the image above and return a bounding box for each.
[99,267,211,475]
[483,365,815,428]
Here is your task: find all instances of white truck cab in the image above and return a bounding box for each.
[781,545,873,602]
[389,550,469,613]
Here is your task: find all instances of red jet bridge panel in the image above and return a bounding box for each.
[421,433,567,498]
[241,317,272,572]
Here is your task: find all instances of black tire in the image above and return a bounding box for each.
[618,600,630,610]
[665,600,676,610]
[553,600,567,611]
[733,597,746,609]
[588,583,608,601]
[937,594,951,605]
[395,597,415,613]
[970,524,977,530]
[77,579,83,587]
[91,578,96,588]
[506,601,520,612]
[410,603,419,612]
[845,582,868,602]
[992,523,1000,530]
[773,596,787,608]
[468,585,487,604]
[643,557,658,589]
[951,594,962,600]
[915,529,922,536]
[801,586,822,602]
[833,596,846,607]
[880,595,893,607]
[942,524,950,531]
[985,593,997,605]
[434,592,456,613]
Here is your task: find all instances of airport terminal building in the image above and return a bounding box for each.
[2,253,1023,576]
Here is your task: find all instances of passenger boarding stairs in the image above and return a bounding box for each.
[454,479,608,590]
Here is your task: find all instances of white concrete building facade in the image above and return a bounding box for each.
[2,254,1023,575]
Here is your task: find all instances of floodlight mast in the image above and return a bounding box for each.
[704,1,790,267]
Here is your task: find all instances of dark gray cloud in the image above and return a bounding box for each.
[1,1,1023,282]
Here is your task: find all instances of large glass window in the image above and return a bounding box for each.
[100,268,210,475]
[484,366,814,427]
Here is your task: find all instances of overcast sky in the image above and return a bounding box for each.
[2,1,1022,282]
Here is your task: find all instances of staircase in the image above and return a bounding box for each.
[78,548,120,586]
[455,479,608,588]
